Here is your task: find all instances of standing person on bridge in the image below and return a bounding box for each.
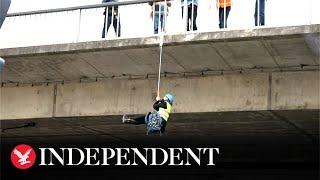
[122,93,174,134]
[149,0,171,34]
[216,0,232,29]
[181,0,198,31]
[102,0,121,38]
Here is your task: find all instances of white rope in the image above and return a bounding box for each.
[156,0,167,98]
[157,39,163,98]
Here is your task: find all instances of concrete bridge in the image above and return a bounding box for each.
[0,0,319,178]
[0,24,319,180]
[0,24,319,120]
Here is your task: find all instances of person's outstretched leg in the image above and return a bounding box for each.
[123,113,149,125]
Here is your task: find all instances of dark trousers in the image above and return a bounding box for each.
[131,114,148,125]
[102,14,121,38]
[255,0,265,26]
[154,13,165,34]
[181,4,198,31]
[219,7,231,29]
[153,5,168,34]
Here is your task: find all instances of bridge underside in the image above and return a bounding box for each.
[0,25,319,120]
[0,23,319,180]
[0,25,319,84]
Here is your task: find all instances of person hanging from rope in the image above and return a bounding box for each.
[122,93,175,134]
[123,1,172,135]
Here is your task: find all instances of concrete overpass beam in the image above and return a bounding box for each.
[0,84,54,119]
[1,71,319,120]
[271,71,320,110]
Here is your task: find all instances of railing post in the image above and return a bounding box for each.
[105,6,109,38]
[111,6,115,37]
[309,0,312,25]
[183,0,188,32]
[191,0,194,31]
[75,9,82,42]
[116,5,120,37]
[152,2,155,34]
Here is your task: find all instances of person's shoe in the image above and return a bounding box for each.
[122,115,135,124]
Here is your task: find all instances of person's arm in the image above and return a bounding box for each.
[153,99,167,111]
[216,0,219,9]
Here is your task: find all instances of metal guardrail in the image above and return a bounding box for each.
[0,0,316,49]
[6,0,157,17]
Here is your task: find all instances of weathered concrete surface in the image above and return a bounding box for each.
[55,79,155,116]
[0,25,318,120]
[0,84,54,119]
[271,71,320,110]
[0,25,319,84]
[1,25,319,57]
[55,73,269,117]
[1,71,318,120]
[160,73,269,112]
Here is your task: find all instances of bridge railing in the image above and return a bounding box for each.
[0,0,318,49]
